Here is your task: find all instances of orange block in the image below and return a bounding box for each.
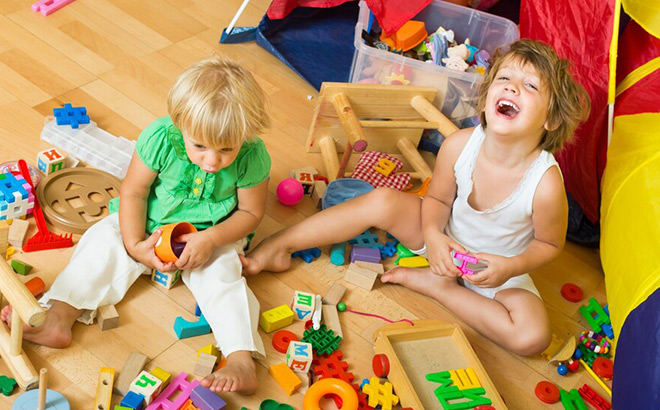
[269,362,302,395]
[180,399,200,410]
[25,277,46,298]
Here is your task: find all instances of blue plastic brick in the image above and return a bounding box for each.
[292,247,322,263]
[349,230,379,248]
[53,103,90,128]
[120,391,145,410]
[173,312,211,339]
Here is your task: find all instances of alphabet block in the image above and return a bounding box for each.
[37,148,66,175]
[286,341,313,373]
[292,290,315,321]
[129,371,163,405]
[151,269,181,289]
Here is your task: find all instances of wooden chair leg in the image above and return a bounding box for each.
[410,95,459,137]
[319,136,340,182]
[397,138,433,180]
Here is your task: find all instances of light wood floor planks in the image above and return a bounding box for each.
[0,0,608,408]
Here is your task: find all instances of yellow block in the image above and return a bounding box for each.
[398,256,429,267]
[259,304,294,333]
[150,367,171,388]
[449,368,481,389]
[197,344,220,359]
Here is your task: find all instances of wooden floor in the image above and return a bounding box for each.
[0,0,608,408]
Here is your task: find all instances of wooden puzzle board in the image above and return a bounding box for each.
[374,320,508,409]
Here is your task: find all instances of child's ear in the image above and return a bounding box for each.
[544,119,559,132]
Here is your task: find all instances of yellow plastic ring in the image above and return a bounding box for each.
[303,377,358,410]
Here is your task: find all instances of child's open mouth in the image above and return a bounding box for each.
[496,99,520,119]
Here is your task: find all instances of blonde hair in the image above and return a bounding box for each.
[476,39,590,153]
[167,56,270,148]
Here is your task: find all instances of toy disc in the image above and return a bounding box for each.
[12,389,70,409]
[561,283,583,302]
[272,330,299,354]
[37,168,121,234]
[372,354,390,377]
[592,356,614,379]
[535,380,560,404]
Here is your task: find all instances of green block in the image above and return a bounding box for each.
[114,407,132,410]
[10,259,32,275]
[560,389,588,410]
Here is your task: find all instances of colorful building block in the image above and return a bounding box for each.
[579,298,612,336]
[129,371,163,405]
[37,148,66,175]
[397,256,430,268]
[578,384,611,410]
[115,406,133,410]
[286,341,313,373]
[312,350,354,384]
[302,323,342,355]
[350,246,381,263]
[269,363,302,395]
[94,367,115,410]
[362,377,400,410]
[145,372,200,410]
[151,269,181,289]
[295,171,315,195]
[259,304,294,333]
[10,259,32,275]
[197,344,220,359]
[53,103,90,128]
[0,172,34,221]
[349,230,380,249]
[25,276,46,297]
[292,290,315,321]
[179,400,199,410]
[560,388,589,410]
[190,385,227,410]
[120,391,145,410]
[292,247,322,263]
[194,353,217,378]
[330,242,347,265]
[426,371,492,410]
[150,367,171,389]
[173,312,211,339]
[378,239,398,259]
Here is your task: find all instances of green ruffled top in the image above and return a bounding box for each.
[110,116,271,233]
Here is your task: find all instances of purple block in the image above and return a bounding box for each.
[190,385,227,410]
[350,246,381,263]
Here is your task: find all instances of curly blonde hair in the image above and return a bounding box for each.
[476,39,590,153]
[168,56,270,148]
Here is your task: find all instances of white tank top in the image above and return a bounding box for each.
[445,126,560,257]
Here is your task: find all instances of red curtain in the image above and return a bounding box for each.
[520,0,616,223]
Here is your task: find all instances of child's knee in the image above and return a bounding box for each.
[367,187,402,214]
[510,327,551,356]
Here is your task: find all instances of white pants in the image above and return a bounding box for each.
[41,213,265,359]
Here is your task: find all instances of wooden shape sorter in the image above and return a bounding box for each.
[36,168,121,234]
[372,320,508,409]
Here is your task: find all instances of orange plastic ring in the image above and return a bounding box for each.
[303,378,357,410]
[154,222,197,263]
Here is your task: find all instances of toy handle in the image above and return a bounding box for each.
[17,159,49,235]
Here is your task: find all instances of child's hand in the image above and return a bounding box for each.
[174,231,215,271]
[129,229,177,272]
[462,253,513,288]
[425,231,467,278]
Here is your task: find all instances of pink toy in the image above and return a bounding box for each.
[32,0,74,16]
[145,372,200,410]
[276,178,304,206]
[451,251,488,275]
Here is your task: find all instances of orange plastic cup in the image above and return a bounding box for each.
[154,222,197,263]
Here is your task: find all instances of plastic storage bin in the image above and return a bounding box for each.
[350,0,519,128]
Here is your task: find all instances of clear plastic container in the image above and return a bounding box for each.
[40,117,135,179]
[350,0,519,127]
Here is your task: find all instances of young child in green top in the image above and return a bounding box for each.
[2,57,271,394]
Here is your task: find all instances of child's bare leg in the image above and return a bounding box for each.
[242,188,425,274]
[200,350,257,394]
[0,300,81,348]
[382,268,550,355]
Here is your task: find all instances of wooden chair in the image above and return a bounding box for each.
[306,82,460,182]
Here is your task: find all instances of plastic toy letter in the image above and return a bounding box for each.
[145,372,200,410]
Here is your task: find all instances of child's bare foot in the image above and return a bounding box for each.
[381,267,459,301]
[240,236,292,276]
[200,350,258,394]
[0,301,80,348]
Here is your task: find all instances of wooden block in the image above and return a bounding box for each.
[10,259,32,275]
[151,268,181,289]
[298,371,312,395]
[97,304,119,331]
[355,260,385,274]
[25,276,45,297]
[259,304,294,333]
[322,282,347,306]
[94,367,115,410]
[292,290,315,321]
[311,180,327,209]
[285,341,313,373]
[269,362,302,395]
[150,367,171,389]
[37,148,66,175]
[197,344,220,359]
[0,221,8,258]
[289,166,318,178]
[295,171,315,195]
[114,352,149,396]
[7,218,29,247]
[129,370,163,405]
[194,352,217,378]
[344,263,378,290]
[322,304,343,338]
[190,384,227,410]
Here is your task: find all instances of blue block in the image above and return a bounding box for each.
[0,172,28,204]
[53,103,90,129]
[378,240,398,259]
[349,230,379,248]
[120,391,145,410]
[195,303,202,317]
[292,247,322,263]
[173,312,211,339]
[190,385,227,410]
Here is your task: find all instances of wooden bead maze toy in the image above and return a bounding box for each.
[306,82,459,182]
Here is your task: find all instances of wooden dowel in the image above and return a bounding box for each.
[10,307,22,356]
[0,259,45,327]
[336,141,353,181]
[410,95,459,137]
[319,136,340,182]
[38,368,47,410]
[359,120,440,129]
[331,92,368,152]
[397,138,433,179]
